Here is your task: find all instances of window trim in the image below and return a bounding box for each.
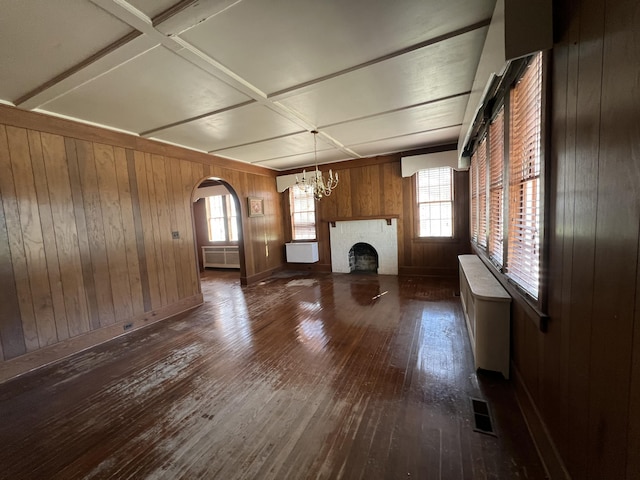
[289,184,317,241]
[414,166,455,239]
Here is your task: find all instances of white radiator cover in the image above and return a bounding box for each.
[202,245,240,268]
[458,255,511,378]
[285,242,319,263]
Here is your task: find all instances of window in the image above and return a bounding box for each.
[507,54,542,298]
[488,107,505,266]
[468,51,544,302]
[290,185,316,240]
[416,167,453,237]
[470,152,479,243]
[205,195,238,242]
[477,136,488,247]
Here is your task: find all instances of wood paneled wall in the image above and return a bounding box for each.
[510,0,640,478]
[0,105,283,373]
[283,155,471,276]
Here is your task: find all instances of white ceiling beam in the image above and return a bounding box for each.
[18,34,158,110]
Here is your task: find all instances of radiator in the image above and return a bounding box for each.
[202,246,240,268]
[285,242,319,263]
[458,255,511,378]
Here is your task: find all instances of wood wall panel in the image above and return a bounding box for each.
[127,149,152,313]
[1,127,39,351]
[7,127,57,348]
[510,0,640,478]
[0,131,26,359]
[114,147,145,317]
[27,130,69,342]
[0,104,283,373]
[74,139,114,329]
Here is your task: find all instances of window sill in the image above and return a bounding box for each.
[413,236,459,244]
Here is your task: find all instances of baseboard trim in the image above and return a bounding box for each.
[512,364,571,479]
[242,265,283,285]
[0,293,204,384]
[398,266,458,277]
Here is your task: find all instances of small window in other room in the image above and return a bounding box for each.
[206,195,238,242]
[416,167,454,237]
[290,185,316,240]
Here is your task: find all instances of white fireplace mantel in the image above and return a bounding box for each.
[329,219,398,275]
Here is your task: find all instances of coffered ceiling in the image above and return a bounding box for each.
[0,0,495,170]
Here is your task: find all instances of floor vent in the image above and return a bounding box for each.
[471,397,496,436]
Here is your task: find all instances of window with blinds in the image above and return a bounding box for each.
[416,167,453,237]
[488,107,505,266]
[507,53,542,298]
[290,185,316,240]
[206,195,238,242]
[477,136,488,247]
[470,154,479,243]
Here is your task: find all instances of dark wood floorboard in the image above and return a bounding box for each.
[0,271,546,479]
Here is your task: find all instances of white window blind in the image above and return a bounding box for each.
[290,185,316,240]
[477,136,488,247]
[488,107,505,265]
[417,167,453,237]
[507,53,542,298]
[470,153,479,243]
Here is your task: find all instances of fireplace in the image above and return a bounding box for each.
[349,243,378,273]
[329,219,398,275]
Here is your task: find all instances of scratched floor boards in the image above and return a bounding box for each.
[0,271,546,479]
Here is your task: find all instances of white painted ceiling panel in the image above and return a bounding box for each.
[181,0,495,94]
[0,0,134,101]
[275,28,487,128]
[349,126,463,158]
[151,103,304,152]
[248,148,348,171]
[323,95,469,147]
[213,131,335,164]
[40,45,251,133]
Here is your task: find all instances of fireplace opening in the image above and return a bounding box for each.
[348,242,378,274]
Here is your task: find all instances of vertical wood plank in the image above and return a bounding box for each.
[115,147,144,316]
[7,126,58,347]
[0,127,39,351]
[567,0,602,474]
[146,154,168,306]
[42,133,89,337]
[27,130,69,341]
[336,169,352,219]
[135,152,161,310]
[180,160,199,295]
[74,140,115,328]
[65,138,102,331]
[167,157,188,299]
[127,150,152,312]
[94,143,133,322]
[0,127,27,359]
[152,154,179,305]
[546,0,573,469]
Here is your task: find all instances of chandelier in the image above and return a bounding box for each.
[295,130,339,201]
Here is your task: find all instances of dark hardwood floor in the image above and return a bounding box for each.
[0,271,546,479]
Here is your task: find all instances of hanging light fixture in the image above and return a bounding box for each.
[295,130,339,201]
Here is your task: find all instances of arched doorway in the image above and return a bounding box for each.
[192,177,246,283]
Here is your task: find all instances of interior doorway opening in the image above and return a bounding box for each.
[192,177,244,281]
